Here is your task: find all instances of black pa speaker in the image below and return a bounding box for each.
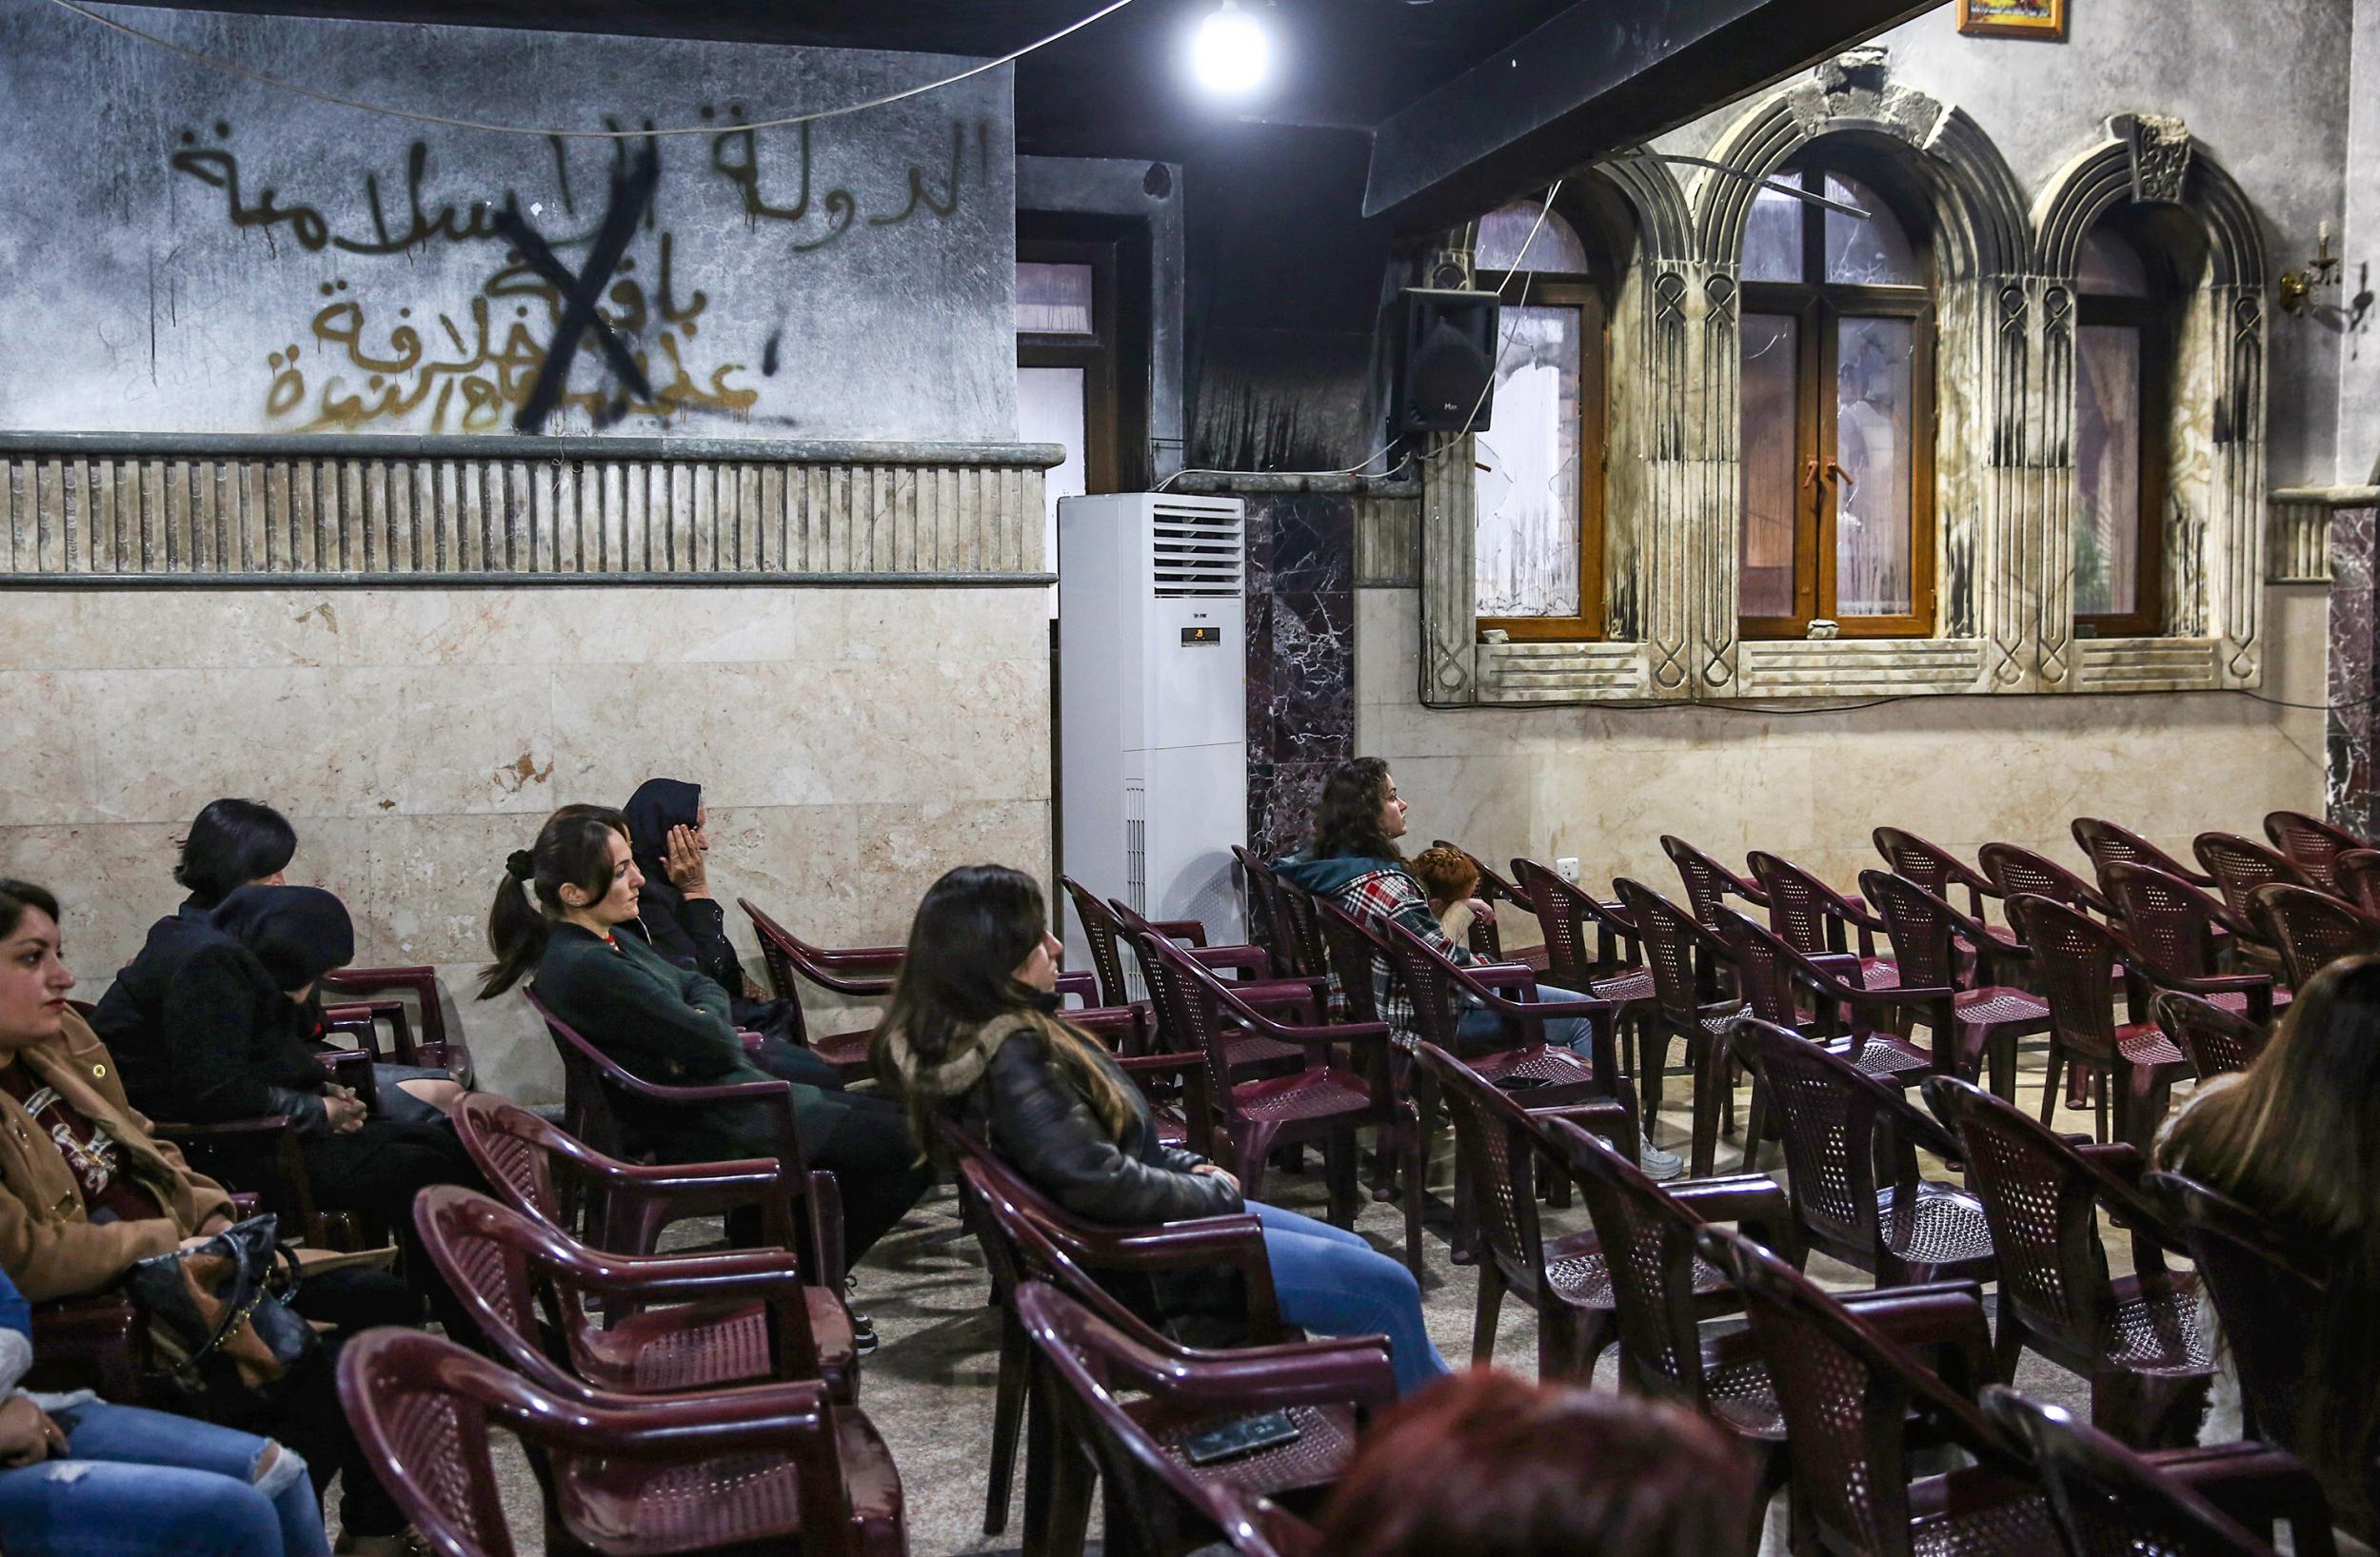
[1389,287,1499,435]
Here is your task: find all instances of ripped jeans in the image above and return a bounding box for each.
[0,1400,329,1557]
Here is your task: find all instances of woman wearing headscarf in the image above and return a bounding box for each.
[621,778,844,1091]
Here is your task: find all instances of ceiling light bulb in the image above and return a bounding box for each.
[1192,0,1270,96]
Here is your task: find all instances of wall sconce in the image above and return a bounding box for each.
[2279,221,2341,315]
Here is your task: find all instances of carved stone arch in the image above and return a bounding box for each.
[1583,148,1696,268]
[2033,123,2269,287]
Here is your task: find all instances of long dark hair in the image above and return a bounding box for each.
[478,805,630,999]
[174,798,298,909]
[0,879,62,941]
[876,864,1135,1149]
[1311,757,1401,861]
[2158,953,2380,1462]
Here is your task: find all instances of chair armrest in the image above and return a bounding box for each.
[1133,1336,1401,1416]
[317,1048,382,1112]
[554,1246,815,1307]
[1840,1280,1998,1395]
[1152,919,1211,948]
[1668,1174,1807,1266]
[2146,1443,2341,1557]
[156,1114,298,1137]
[801,944,906,969]
[513,1376,842,1463]
[1054,970,1100,1006]
[1082,1212,1286,1337]
[1231,977,1331,1023]
[1190,945,1272,977]
[1524,1099,1635,1150]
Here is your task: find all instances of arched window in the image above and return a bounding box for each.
[2073,221,2172,637]
[1471,200,1606,641]
[1737,152,1936,639]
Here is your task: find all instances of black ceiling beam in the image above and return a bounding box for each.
[1360,0,1944,233]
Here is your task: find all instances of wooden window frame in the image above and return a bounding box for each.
[1737,161,1938,641]
[2073,290,2171,639]
[1471,272,1609,642]
[1017,238,1120,497]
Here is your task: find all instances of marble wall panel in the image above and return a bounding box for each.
[0,583,1052,1105]
[1242,493,1356,858]
[2329,507,2378,836]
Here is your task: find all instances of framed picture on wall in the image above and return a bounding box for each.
[1956,0,2067,39]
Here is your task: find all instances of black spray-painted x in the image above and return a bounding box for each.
[492,146,660,433]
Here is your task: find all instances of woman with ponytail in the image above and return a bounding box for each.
[482,807,927,1320]
[876,864,1450,1395]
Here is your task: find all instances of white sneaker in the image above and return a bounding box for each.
[1638,1139,1687,1181]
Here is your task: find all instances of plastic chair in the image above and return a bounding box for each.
[1111,898,1319,1084]
[336,1327,902,1557]
[2150,991,2268,1082]
[2099,862,2286,1023]
[1923,1076,2212,1448]
[2248,881,2380,989]
[1015,1280,1397,1557]
[2193,835,2315,973]
[736,897,901,1086]
[319,963,475,1080]
[1983,1387,2337,1557]
[2334,847,2380,917]
[1510,859,1661,1102]
[1730,1016,1996,1286]
[1061,876,1275,1013]
[2074,818,2217,890]
[1750,851,1900,991]
[1981,841,2117,923]
[413,1185,856,1405]
[2264,809,2364,894]
[1694,1223,2055,1557]
[2005,895,2189,1146]
[1874,828,2009,930]
[1231,846,1299,979]
[1861,869,2049,1102]
[1714,904,1949,1126]
[1614,877,1749,1177]
[523,987,843,1289]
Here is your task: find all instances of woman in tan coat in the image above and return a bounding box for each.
[0,878,424,1554]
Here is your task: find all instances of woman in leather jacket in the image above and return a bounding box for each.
[875,864,1449,1395]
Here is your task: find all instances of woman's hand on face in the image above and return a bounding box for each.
[665,825,710,896]
[0,1396,64,1467]
[1192,1163,1241,1193]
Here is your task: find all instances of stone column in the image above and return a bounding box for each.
[2329,503,2380,835]
[1242,491,1358,857]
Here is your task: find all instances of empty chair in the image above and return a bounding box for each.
[1731,1016,1996,1286]
[1660,834,1770,927]
[1112,899,1311,1083]
[1750,850,1899,991]
[2006,895,2190,1145]
[319,961,475,1079]
[1232,846,1299,978]
[1714,904,1943,1100]
[2249,881,2380,988]
[2193,834,2315,965]
[2264,809,2363,893]
[738,896,902,1086]
[1861,869,2049,1102]
[2075,818,2216,890]
[2151,991,2268,1082]
[1509,858,1658,1062]
[1614,877,1749,1177]
[336,1327,904,1557]
[1981,840,2116,919]
[1874,827,2009,929]
[2100,861,2286,1023]
[1062,875,1276,1013]
[1924,1076,2212,1448]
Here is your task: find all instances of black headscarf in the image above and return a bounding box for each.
[624,778,703,887]
[208,884,356,992]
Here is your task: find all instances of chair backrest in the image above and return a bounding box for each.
[1513,857,1636,988]
[2336,848,2380,918]
[1661,835,1766,927]
[1412,1042,1549,1294]
[2265,809,2362,893]
[949,1146,1191,1345]
[1120,918,1246,1109]
[1980,841,2113,921]
[2008,895,2125,1060]
[319,964,459,1071]
[2194,832,2315,924]
[1272,885,1332,983]
[409,1185,605,1397]
[1728,1016,1892,1254]
[2150,991,2267,1082]
[1374,915,1478,1053]
[1061,876,1137,1008]
[1981,1387,2282,1557]
[1232,846,1293,978]
[1858,869,1964,992]
[523,986,636,1161]
[2250,881,2380,988]
[335,1330,525,1557]
[1315,897,1390,1024]
[1748,851,1859,958]
[2100,860,2226,982]
[1538,1116,1719,1403]
[450,1093,571,1229]
[1712,904,1804,1030]
[1614,877,1728,1022]
[1874,828,1995,916]
[2074,818,2210,889]
[1920,1076,2113,1354]
[1696,1223,2015,1557]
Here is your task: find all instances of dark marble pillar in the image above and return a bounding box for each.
[2330,507,2380,837]
[1242,493,1357,858]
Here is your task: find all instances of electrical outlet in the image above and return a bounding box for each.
[1556,857,1580,882]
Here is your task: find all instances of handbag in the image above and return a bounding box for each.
[124,1213,319,1409]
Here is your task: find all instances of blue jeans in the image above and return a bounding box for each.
[1250,1200,1451,1396]
[0,1401,329,1557]
[1453,983,1597,1057]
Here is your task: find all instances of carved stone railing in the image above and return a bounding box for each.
[2268,485,2379,583]
[0,432,1061,584]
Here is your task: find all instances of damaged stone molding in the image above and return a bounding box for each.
[0,431,1062,586]
[1407,50,2272,706]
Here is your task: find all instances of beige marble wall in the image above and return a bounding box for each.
[1356,583,2327,897]
[0,585,1052,1102]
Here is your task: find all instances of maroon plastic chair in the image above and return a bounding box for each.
[737,897,901,1086]
[1694,1223,2055,1557]
[2334,847,2380,917]
[1660,834,1770,931]
[1112,898,1322,1084]
[1062,876,1276,1012]
[2005,896,2189,1146]
[1126,920,1424,1272]
[1861,869,2049,1101]
[1874,827,2008,929]
[2193,835,2314,975]
[1983,1387,2339,1557]
[1981,840,2118,920]
[24,1295,147,1401]
[413,1185,856,1404]
[1730,1016,1996,1287]
[2150,992,2268,1082]
[1426,838,1548,970]
[2099,861,2286,1023]
[1923,1076,2212,1449]
[2264,809,2363,894]
[1231,846,1300,979]
[1510,859,1662,1104]
[337,1327,902,1557]
[2075,818,2217,890]
[1713,904,1947,1118]
[1016,1279,1398,1557]
[320,963,475,1080]
[1750,850,1900,992]
[2248,881,2380,989]
[523,987,843,1288]
[1614,877,1750,1176]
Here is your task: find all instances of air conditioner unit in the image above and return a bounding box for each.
[1058,492,1247,976]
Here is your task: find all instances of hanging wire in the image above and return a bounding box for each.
[42,0,1143,138]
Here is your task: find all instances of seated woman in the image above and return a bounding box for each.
[0,879,424,1554]
[0,1259,328,1557]
[93,798,459,1122]
[876,863,1452,1397]
[1315,1370,1750,1556]
[1276,758,1681,1178]
[620,778,843,1091]
[2155,953,2380,1525]
[481,806,929,1326]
